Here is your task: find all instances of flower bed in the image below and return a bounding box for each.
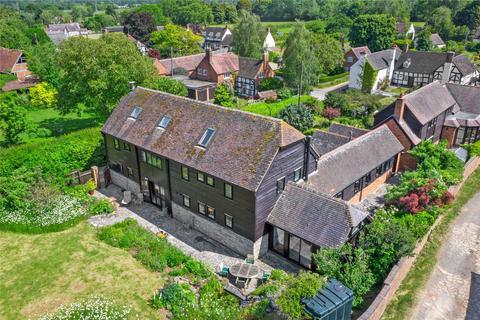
[39,296,134,320]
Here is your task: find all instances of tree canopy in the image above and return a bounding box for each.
[56,33,155,119]
[150,24,202,58]
[415,28,434,51]
[232,10,264,59]
[123,12,156,43]
[349,14,396,52]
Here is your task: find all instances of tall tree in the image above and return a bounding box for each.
[237,0,253,12]
[150,24,202,57]
[415,29,434,51]
[349,14,396,52]
[0,93,29,145]
[56,33,154,118]
[310,33,344,81]
[283,21,310,90]
[26,42,62,87]
[454,0,480,30]
[135,4,169,25]
[123,12,156,43]
[0,6,29,49]
[232,10,263,59]
[428,6,456,40]
[174,1,213,25]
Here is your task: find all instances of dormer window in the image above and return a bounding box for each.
[157,115,171,130]
[403,58,411,68]
[129,106,142,119]
[198,128,216,148]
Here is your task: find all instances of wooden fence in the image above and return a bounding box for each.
[68,166,100,187]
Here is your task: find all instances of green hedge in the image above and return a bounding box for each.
[318,72,349,83]
[0,127,104,180]
[361,61,377,93]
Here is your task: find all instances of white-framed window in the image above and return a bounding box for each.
[223,72,230,79]
[224,214,233,228]
[276,177,286,194]
[347,56,353,63]
[198,202,206,215]
[182,194,190,208]
[293,168,302,182]
[224,183,233,199]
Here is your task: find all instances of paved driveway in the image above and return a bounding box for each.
[410,192,480,320]
[310,82,348,100]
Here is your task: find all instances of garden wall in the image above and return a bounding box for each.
[357,156,480,320]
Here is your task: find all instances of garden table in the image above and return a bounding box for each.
[229,262,260,288]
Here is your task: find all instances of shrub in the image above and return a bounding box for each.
[250,299,270,319]
[29,82,58,109]
[463,140,480,157]
[322,107,341,119]
[277,104,314,132]
[276,271,325,319]
[151,283,196,314]
[277,87,293,99]
[39,296,133,320]
[259,77,284,91]
[270,269,289,281]
[214,83,236,107]
[313,243,375,308]
[324,92,348,110]
[250,283,279,297]
[170,257,212,279]
[88,199,114,216]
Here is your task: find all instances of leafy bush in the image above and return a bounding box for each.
[276,271,325,319]
[151,283,196,314]
[358,209,416,282]
[277,87,293,99]
[322,107,341,119]
[259,77,284,91]
[88,199,114,216]
[463,140,480,157]
[250,283,279,297]
[270,269,289,281]
[277,104,314,132]
[143,75,188,97]
[313,244,375,308]
[394,209,441,239]
[324,92,348,110]
[250,299,270,319]
[214,83,236,107]
[29,82,58,109]
[39,296,134,320]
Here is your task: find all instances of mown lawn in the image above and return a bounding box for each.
[0,222,165,319]
[241,95,315,117]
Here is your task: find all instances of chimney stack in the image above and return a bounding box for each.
[446,51,454,63]
[206,47,212,63]
[129,81,136,91]
[394,93,405,120]
[263,50,269,66]
[403,42,409,52]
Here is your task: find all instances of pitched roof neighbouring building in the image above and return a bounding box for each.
[102,87,305,191]
[366,48,400,70]
[307,125,404,195]
[238,57,264,78]
[267,182,368,248]
[430,33,445,46]
[351,46,371,58]
[328,123,369,139]
[155,53,206,75]
[0,47,22,73]
[311,130,351,156]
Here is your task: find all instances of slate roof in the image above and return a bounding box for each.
[47,32,68,45]
[394,51,449,74]
[47,23,81,33]
[403,81,458,125]
[307,125,404,195]
[351,46,371,58]
[452,55,478,76]
[103,26,124,33]
[366,48,401,70]
[328,123,369,139]
[238,57,263,78]
[222,34,233,46]
[0,47,22,73]
[267,182,368,248]
[430,33,445,46]
[311,130,351,156]
[446,83,480,114]
[155,53,206,75]
[202,27,229,40]
[102,87,305,192]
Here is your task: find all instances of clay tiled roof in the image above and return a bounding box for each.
[267,182,368,248]
[102,87,305,191]
[209,52,239,74]
[307,125,404,195]
[155,53,205,75]
[238,57,263,79]
[350,46,371,58]
[2,78,38,92]
[0,47,22,73]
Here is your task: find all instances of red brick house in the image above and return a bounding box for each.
[0,47,32,81]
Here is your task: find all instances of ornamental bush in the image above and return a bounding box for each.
[322,107,341,119]
[259,77,284,91]
[277,103,314,132]
[39,296,134,320]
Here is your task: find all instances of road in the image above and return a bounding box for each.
[309,81,348,100]
[410,192,480,320]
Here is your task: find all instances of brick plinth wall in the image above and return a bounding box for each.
[348,169,392,204]
[358,156,480,320]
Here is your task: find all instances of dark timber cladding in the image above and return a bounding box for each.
[102,87,307,242]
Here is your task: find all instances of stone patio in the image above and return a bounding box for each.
[89,184,300,280]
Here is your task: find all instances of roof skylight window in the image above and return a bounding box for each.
[129,106,142,119]
[157,115,171,130]
[198,128,216,148]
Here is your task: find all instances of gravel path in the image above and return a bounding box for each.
[310,82,348,100]
[410,192,480,320]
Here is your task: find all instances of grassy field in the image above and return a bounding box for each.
[0,107,98,146]
[383,168,480,319]
[241,95,315,117]
[0,222,164,319]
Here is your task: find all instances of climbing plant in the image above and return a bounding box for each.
[361,61,377,93]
